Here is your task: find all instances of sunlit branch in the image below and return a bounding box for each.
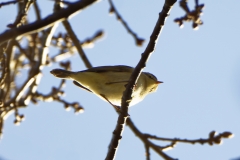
[51,30,104,62]
[7,0,34,28]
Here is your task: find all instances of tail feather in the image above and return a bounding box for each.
[50,69,73,79]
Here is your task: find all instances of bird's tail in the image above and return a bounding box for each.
[50,69,73,79]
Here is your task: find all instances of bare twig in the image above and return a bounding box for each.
[174,0,204,29]
[33,80,84,114]
[81,30,104,48]
[0,117,3,138]
[0,0,21,8]
[62,19,92,68]
[33,1,41,20]
[145,131,233,146]
[127,118,177,160]
[0,52,7,88]
[2,40,14,101]
[54,2,92,69]
[126,120,232,160]
[108,0,144,46]
[51,30,103,62]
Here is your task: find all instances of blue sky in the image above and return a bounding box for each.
[0,0,240,160]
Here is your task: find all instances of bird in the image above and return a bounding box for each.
[50,65,162,107]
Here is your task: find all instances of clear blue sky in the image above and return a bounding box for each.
[0,0,240,160]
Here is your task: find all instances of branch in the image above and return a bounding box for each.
[33,82,84,114]
[0,117,3,138]
[145,131,233,146]
[51,30,103,62]
[174,0,204,29]
[0,19,58,134]
[144,143,150,160]
[105,0,177,159]
[62,18,93,68]
[127,118,177,160]
[0,0,99,45]
[53,2,92,69]
[127,119,232,160]
[0,53,7,88]
[0,0,20,8]
[33,1,41,20]
[108,0,144,46]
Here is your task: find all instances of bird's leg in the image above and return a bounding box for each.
[100,94,121,113]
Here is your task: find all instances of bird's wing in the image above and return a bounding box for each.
[105,81,129,85]
[73,81,92,93]
[81,65,134,73]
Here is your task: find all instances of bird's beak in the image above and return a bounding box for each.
[156,81,163,84]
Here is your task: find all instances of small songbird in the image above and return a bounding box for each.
[50,65,162,107]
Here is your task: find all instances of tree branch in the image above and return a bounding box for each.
[0,0,99,45]
[105,0,177,159]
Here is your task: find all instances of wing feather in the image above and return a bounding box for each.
[80,65,134,73]
[73,81,92,93]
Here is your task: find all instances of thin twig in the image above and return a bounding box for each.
[51,30,103,62]
[108,0,144,46]
[0,0,21,8]
[127,118,177,160]
[0,52,7,88]
[145,131,233,145]
[62,20,92,68]
[3,41,14,101]
[54,1,93,69]
[33,1,41,20]
[0,117,3,138]
[174,0,204,29]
